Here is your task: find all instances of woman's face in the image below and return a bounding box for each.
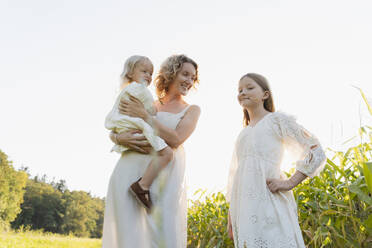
[238,77,268,109]
[168,62,196,96]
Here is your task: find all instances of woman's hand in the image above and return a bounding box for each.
[119,96,150,122]
[110,130,152,154]
[266,178,293,193]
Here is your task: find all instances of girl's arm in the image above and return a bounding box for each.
[119,96,201,149]
[266,112,326,193]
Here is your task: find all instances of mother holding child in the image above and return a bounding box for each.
[102,54,201,248]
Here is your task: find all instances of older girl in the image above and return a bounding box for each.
[226,73,326,248]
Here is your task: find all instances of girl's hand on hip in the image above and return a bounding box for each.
[266,178,293,193]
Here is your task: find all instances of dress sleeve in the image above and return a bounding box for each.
[271,112,327,178]
[226,145,238,203]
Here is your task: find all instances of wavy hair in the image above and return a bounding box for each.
[240,73,275,126]
[154,54,199,99]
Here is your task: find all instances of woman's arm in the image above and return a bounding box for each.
[145,106,200,148]
[110,130,152,154]
[119,96,201,149]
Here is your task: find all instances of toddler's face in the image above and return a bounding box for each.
[131,60,153,85]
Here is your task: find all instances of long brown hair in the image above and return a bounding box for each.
[241,73,275,126]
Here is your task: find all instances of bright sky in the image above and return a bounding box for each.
[1,0,372,199]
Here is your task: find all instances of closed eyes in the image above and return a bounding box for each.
[239,87,254,93]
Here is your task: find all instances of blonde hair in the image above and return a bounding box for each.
[154,54,199,99]
[120,55,152,87]
[240,73,276,126]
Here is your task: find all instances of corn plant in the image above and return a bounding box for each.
[187,190,233,248]
[293,88,372,247]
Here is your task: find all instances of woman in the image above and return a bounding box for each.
[102,54,201,248]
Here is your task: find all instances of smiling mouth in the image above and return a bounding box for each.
[181,84,190,90]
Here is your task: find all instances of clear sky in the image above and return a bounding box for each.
[1,0,371,198]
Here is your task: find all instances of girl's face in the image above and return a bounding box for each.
[238,77,268,109]
[168,62,196,96]
[130,60,153,85]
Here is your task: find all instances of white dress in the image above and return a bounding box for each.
[102,106,190,248]
[226,112,326,248]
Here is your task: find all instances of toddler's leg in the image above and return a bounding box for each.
[129,147,173,210]
[139,146,173,190]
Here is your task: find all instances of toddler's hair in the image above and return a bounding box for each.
[120,55,152,86]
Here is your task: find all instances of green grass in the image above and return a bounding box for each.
[0,231,101,248]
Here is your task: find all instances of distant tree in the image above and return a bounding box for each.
[61,191,99,237]
[8,157,105,238]
[91,196,105,238]
[11,178,64,233]
[52,179,68,193]
[0,150,27,230]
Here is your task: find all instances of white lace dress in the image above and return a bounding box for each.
[226,112,326,248]
[102,106,190,248]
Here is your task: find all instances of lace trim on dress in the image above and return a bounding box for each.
[270,112,326,178]
[235,234,298,248]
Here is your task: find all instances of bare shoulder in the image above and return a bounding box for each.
[180,105,201,125]
[186,105,201,117]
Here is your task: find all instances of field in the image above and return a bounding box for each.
[0,231,101,248]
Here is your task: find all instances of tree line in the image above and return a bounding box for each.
[0,149,105,238]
